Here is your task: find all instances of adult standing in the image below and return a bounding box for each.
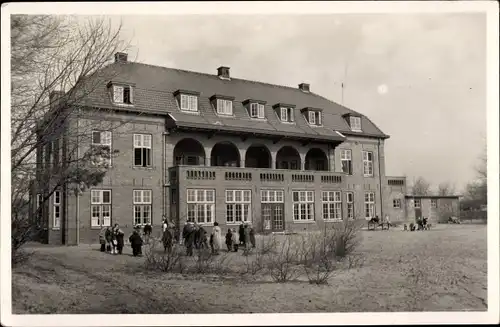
[105,226,113,253]
[99,226,107,252]
[183,222,196,256]
[114,224,125,255]
[211,222,222,255]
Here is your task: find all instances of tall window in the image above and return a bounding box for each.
[113,85,133,105]
[53,190,61,229]
[250,103,265,118]
[364,192,375,219]
[293,190,315,221]
[322,191,342,220]
[187,189,215,224]
[362,151,374,176]
[431,199,437,208]
[217,99,233,115]
[226,190,252,223]
[133,190,152,226]
[180,94,198,112]
[349,116,362,131]
[346,192,354,219]
[92,131,112,165]
[414,198,421,208]
[133,134,152,167]
[280,107,294,122]
[393,199,401,209]
[340,149,352,175]
[91,190,111,227]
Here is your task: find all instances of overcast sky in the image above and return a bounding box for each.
[113,13,486,192]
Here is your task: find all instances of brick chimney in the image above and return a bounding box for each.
[217,66,230,79]
[49,90,65,110]
[299,83,310,92]
[114,52,128,63]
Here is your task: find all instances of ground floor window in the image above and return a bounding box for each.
[293,190,315,221]
[52,190,61,229]
[346,192,354,219]
[365,192,375,219]
[322,191,342,220]
[226,189,251,224]
[91,190,111,227]
[393,198,401,208]
[133,190,152,226]
[261,190,285,230]
[187,189,214,224]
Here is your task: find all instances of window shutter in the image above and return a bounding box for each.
[258,104,265,118]
[129,87,133,104]
[289,109,294,122]
[318,112,322,125]
[192,96,198,111]
[228,101,233,115]
[113,86,124,103]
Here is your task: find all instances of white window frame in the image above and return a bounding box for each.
[90,189,112,228]
[322,191,342,221]
[53,190,61,229]
[133,134,152,167]
[350,116,362,131]
[340,149,352,175]
[308,111,316,125]
[91,131,112,166]
[414,198,421,209]
[186,189,215,224]
[250,103,265,119]
[362,151,374,177]
[226,190,252,224]
[364,192,375,219]
[293,190,315,222]
[261,190,284,203]
[113,85,133,105]
[393,199,401,209]
[280,107,294,122]
[133,190,152,226]
[216,99,233,115]
[180,94,198,112]
[346,192,354,220]
[431,199,437,208]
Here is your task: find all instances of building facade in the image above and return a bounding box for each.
[32,52,458,245]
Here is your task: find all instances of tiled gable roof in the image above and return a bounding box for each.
[75,61,389,141]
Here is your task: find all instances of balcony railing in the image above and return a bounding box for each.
[169,165,347,187]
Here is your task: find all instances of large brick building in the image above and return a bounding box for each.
[32,52,459,245]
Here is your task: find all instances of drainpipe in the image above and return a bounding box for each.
[377,139,384,219]
[162,131,166,224]
[75,111,80,245]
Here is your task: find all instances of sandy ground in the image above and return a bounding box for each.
[12,224,487,313]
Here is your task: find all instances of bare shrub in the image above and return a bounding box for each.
[190,248,232,275]
[346,253,366,270]
[266,235,302,283]
[300,231,339,285]
[242,250,267,277]
[143,239,185,273]
[12,248,34,267]
[331,219,363,258]
[259,235,278,255]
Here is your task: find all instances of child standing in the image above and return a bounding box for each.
[225,229,233,252]
[129,229,144,257]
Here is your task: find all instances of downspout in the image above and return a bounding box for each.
[162,131,166,225]
[76,111,80,245]
[378,139,384,219]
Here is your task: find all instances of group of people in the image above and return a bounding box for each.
[180,221,256,256]
[99,224,148,257]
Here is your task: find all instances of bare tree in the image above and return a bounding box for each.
[437,182,456,196]
[411,176,431,196]
[465,150,487,205]
[10,15,130,255]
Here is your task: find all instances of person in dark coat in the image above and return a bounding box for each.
[197,225,208,249]
[114,224,125,255]
[143,224,152,243]
[129,229,143,257]
[105,226,113,252]
[225,229,233,252]
[183,222,196,256]
[249,225,256,249]
[239,223,245,246]
[243,224,251,250]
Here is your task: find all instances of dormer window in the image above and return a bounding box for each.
[349,116,362,132]
[243,99,266,119]
[210,95,235,116]
[303,108,322,126]
[109,83,134,105]
[273,103,295,123]
[174,90,200,112]
[250,103,265,118]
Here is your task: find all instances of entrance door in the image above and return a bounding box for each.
[261,190,285,232]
